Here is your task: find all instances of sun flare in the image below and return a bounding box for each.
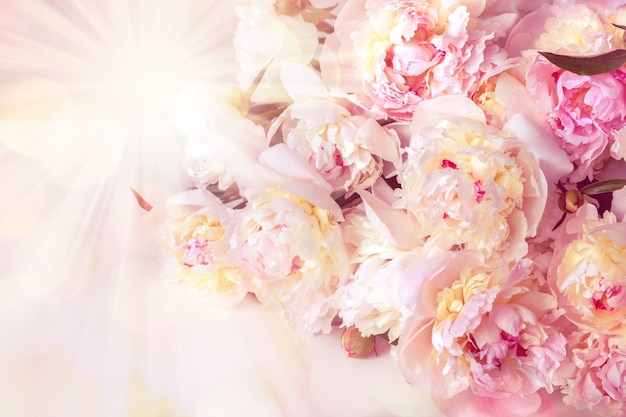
[0,0,243,188]
[0,2,251,416]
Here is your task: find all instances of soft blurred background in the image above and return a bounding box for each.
[0,1,435,416]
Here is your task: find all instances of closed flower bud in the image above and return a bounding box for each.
[341,326,375,358]
[558,188,584,214]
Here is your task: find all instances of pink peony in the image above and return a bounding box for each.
[558,330,626,416]
[319,0,512,120]
[162,189,249,307]
[268,65,402,194]
[232,187,348,333]
[394,96,546,262]
[397,252,566,417]
[526,57,626,182]
[547,203,626,335]
[506,1,626,58]
[506,0,626,181]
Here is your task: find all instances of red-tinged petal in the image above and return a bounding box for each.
[130,187,153,212]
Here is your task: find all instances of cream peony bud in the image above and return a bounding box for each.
[341,326,376,358]
[558,188,585,214]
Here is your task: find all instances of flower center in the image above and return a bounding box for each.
[384,38,444,93]
[592,278,625,312]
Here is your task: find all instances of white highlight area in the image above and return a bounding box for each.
[103,41,192,119]
[0,0,242,188]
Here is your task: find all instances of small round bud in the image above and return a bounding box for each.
[558,188,584,214]
[341,327,376,358]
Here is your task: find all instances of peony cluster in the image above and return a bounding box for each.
[159,0,626,416]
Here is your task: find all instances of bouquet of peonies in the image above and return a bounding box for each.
[158,0,626,415]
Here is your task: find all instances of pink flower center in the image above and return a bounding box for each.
[384,37,445,93]
[465,331,527,371]
[182,238,210,267]
[441,159,458,169]
[551,69,563,84]
[440,160,485,203]
[592,279,623,312]
[501,330,528,357]
[474,180,485,203]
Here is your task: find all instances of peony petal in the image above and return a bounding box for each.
[258,143,333,194]
[358,189,418,249]
[355,118,401,165]
[280,63,330,101]
[281,180,344,220]
[411,96,487,133]
[397,251,455,314]
[503,113,573,186]
[433,391,542,417]
[489,304,523,337]
[398,251,485,316]
[396,314,435,385]
[288,99,349,125]
[503,4,553,57]
[165,188,224,208]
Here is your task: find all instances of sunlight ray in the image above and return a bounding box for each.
[0,1,290,415]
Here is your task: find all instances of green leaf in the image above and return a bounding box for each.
[538,50,626,75]
[580,179,626,195]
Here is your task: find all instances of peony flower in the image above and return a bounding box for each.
[330,252,417,342]
[266,64,403,194]
[320,0,513,120]
[270,98,402,194]
[558,330,626,416]
[232,187,347,333]
[548,203,626,334]
[234,0,319,104]
[397,252,566,416]
[533,1,626,57]
[162,189,248,307]
[506,0,626,58]
[526,57,626,182]
[329,187,427,341]
[394,96,546,262]
[507,1,626,181]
